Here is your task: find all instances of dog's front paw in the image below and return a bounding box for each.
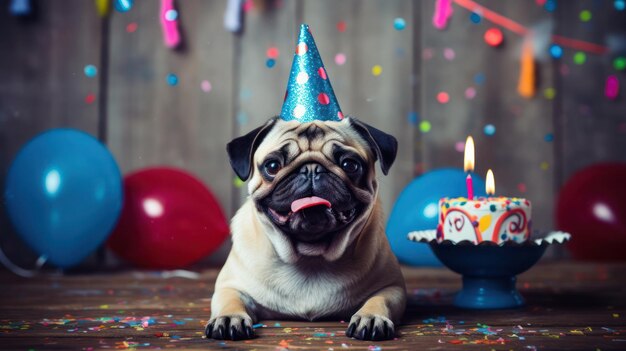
[205,314,255,341]
[346,314,395,341]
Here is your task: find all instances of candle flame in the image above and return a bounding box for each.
[464,136,475,172]
[486,169,495,195]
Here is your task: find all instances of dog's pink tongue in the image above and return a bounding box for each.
[291,196,332,213]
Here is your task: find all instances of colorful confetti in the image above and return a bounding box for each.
[336,21,346,32]
[267,47,279,59]
[544,0,556,12]
[85,93,96,104]
[419,120,432,133]
[126,22,138,33]
[474,73,486,85]
[484,124,496,136]
[484,27,503,47]
[465,86,477,99]
[443,48,455,60]
[372,65,382,76]
[613,57,626,71]
[544,88,556,100]
[394,17,406,31]
[166,73,178,86]
[335,53,346,66]
[605,75,619,100]
[437,92,449,104]
[470,12,482,24]
[455,141,465,152]
[579,10,592,22]
[84,64,97,78]
[574,52,586,65]
[201,80,212,93]
[549,44,563,59]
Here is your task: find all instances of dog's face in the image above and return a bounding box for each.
[227,117,397,262]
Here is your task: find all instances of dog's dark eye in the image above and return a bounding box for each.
[341,158,360,173]
[264,160,282,176]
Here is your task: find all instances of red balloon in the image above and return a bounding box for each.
[108,167,229,269]
[556,163,626,261]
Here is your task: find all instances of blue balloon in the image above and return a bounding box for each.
[386,168,487,266]
[4,129,123,268]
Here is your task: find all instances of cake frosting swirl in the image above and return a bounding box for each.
[437,197,532,244]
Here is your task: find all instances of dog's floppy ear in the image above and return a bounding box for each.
[227,117,278,181]
[349,118,398,176]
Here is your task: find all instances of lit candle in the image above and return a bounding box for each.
[486,169,495,195]
[464,136,475,200]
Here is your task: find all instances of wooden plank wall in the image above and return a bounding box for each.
[1,0,625,268]
[0,0,104,267]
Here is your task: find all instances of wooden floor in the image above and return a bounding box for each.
[1,262,625,350]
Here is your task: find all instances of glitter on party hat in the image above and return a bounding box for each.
[280,24,344,122]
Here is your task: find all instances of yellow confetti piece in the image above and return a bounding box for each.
[94,0,110,17]
[540,161,549,171]
[99,305,109,309]
[544,87,556,100]
[372,65,383,76]
[570,329,584,335]
[613,313,620,318]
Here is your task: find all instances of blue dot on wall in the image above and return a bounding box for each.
[545,133,554,142]
[470,12,481,24]
[266,58,276,68]
[237,111,248,125]
[407,111,418,125]
[544,0,556,12]
[474,73,486,85]
[394,18,406,31]
[615,0,625,11]
[166,73,178,86]
[84,65,98,78]
[484,124,496,136]
[549,44,563,59]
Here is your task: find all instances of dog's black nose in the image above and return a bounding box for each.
[299,163,327,178]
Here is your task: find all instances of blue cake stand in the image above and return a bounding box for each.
[407,231,570,309]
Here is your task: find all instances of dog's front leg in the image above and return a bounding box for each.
[346,285,406,341]
[205,288,255,340]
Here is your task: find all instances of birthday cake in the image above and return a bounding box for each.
[437,197,532,244]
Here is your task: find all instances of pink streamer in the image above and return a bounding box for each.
[605,75,619,100]
[160,0,181,49]
[433,0,453,30]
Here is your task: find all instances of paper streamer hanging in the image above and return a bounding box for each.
[95,0,111,17]
[161,0,181,49]
[9,0,31,16]
[605,75,619,100]
[452,0,609,55]
[517,38,536,98]
[433,0,453,30]
[224,0,244,33]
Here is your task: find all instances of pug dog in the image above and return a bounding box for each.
[205,116,406,341]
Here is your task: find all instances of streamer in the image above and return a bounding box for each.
[161,0,181,49]
[517,39,536,98]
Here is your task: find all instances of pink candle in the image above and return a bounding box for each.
[464,136,475,200]
[466,174,474,200]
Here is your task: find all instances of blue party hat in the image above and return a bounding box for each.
[280,24,343,122]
